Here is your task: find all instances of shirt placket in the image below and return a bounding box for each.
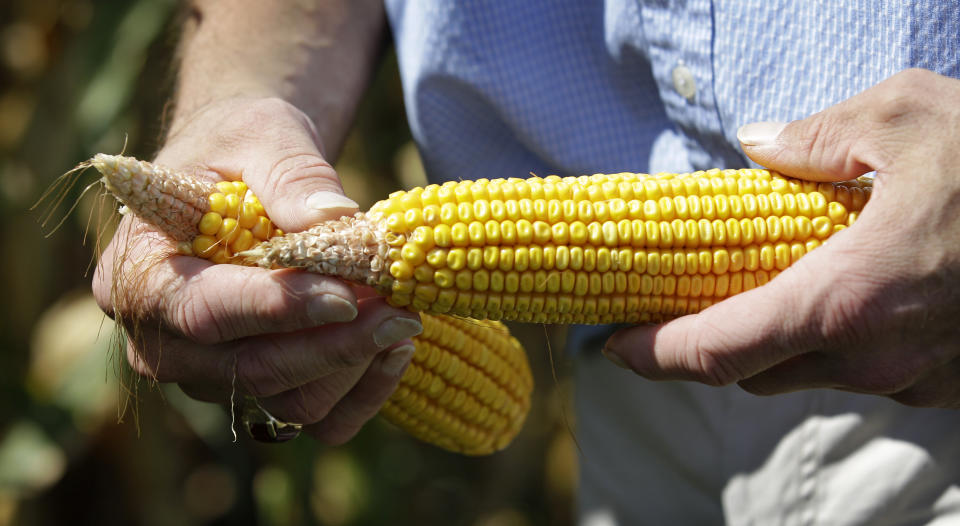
[637,0,743,169]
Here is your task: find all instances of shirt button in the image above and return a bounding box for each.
[672,63,696,101]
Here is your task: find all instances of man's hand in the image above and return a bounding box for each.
[93,98,421,443]
[602,69,960,409]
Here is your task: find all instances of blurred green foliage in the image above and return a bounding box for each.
[0,1,577,524]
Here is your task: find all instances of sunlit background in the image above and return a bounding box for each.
[0,1,578,524]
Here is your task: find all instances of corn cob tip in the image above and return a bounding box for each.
[89,154,215,242]
[236,246,265,259]
[239,213,392,290]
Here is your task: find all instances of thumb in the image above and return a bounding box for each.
[165,97,360,233]
[737,113,874,183]
[236,119,360,232]
[737,70,949,181]
[245,153,360,233]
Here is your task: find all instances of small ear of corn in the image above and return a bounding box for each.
[90,154,533,455]
[380,314,532,455]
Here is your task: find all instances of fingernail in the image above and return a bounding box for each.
[306,191,358,212]
[308,294,357,324]
[373,317,423,349]
[381,344,416,377]
[601,347,631,370]
[737,121,787,146]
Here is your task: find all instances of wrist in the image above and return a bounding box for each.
[168,0,386,160]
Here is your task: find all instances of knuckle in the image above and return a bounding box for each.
[267,151,337,193]
[232,348,291,398]
[887,68,936,92]
[805,113,858,171]
[870,70,938,124]
[283,391,333,424]
[243,280,309,333]
[167,292,226,344]
[324,342,373,371]
[684,321,746,386]
[692,347,741,386]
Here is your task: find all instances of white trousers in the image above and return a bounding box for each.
[574,352,960,525]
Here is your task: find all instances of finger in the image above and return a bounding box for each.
[603,253,835,386]
[306,341,415,445]
[258,364,369,425]
[737,69,947,182]
[129,297,421,397]
[156,97,359,232]
[229,299,420,397]
[181,340,413,433]
[737,117,874,182]
[260,339,413,430]
[735,352,844,395]
[739,342,960,405]
[97,230,359,343]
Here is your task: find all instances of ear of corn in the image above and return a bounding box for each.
[89,154,533,456]
[242,168,871,324]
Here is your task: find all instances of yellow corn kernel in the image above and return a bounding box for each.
[192,234,218,257]
[238,202,259,229]
[231,228,255,253]
[225,193,241,218]
[208,193,227,216]
[247,216,270,241]
[217,217,240,243]
[198,212,223,236]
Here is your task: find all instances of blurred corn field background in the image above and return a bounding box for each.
[0,1,578,524]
